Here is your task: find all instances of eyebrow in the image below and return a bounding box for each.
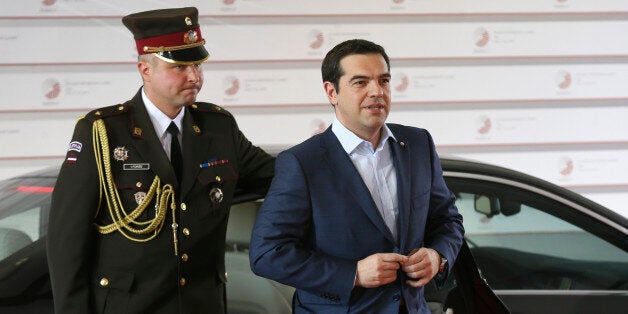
[348,73,392,82]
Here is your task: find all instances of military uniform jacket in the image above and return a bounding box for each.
[47,90,274,314]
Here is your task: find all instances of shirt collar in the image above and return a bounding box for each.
[142,88,185,137]
[331,116,396,154]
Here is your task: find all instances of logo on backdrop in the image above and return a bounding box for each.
[474,28,490,47]
[308,30,325,50]
[394,73,409,93]
[42,78,61,99]
[223,76,240,96]
[223,0,236,5]
[392,0,405,4]
[476,115,492,135]
[42,0,57,6]
[555,70,572,90]
[558,157,574,176]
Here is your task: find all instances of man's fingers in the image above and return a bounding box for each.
[380,253,408,263]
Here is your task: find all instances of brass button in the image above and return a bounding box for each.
[183,228,190,236]
[118,106,124,111]
[215,176,222,182]
[136,182,142,188]
[95,111,101,116]
[100,278,109,286]
[179,277,186,286]
[191,104,198,109]
[181,203,187,211]
[181,253,189,262]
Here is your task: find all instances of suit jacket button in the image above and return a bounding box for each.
[99,278,109,286]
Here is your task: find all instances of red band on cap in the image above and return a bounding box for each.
[135,27,204,54]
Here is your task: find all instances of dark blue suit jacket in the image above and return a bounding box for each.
[250,124,464,313]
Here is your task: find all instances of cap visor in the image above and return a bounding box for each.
[156,46,209,64]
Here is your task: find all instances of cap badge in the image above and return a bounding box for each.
[113,146,129,161]
[183,30,199,44]
[185,16,192,26]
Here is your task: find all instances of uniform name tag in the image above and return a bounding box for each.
[123,163,150,171]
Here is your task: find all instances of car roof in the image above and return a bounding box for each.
[439,155,627,229]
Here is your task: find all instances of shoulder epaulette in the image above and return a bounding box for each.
[188,102,232,117]
[82,104,131,122]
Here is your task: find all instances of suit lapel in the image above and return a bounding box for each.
[388,131,411,250]
[179,110,211,200]
[321,129,395,244]
[128,91,177,186]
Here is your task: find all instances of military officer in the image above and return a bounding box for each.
[46,7,274,314]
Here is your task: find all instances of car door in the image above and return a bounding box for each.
[0,174,56,314]
[444,167,628,314]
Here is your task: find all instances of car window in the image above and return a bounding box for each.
[448,180,628,291]
[226,200,262,253]
[0,177,54,262]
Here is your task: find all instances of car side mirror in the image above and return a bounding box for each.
[474,195,500,217]
[499,198,521,216]
[474,195,522,217]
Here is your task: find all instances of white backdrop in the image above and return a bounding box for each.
[1,0,626,217]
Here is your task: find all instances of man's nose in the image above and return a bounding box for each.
[187,66,201,82]
[368,81,384,97]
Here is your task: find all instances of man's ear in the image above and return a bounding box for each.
[323,81,338,106]
[138,60,151,82]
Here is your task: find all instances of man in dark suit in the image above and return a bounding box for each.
[249,39,464,313]
[47,7,274,314]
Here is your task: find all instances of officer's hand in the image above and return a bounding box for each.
[355,253,408,288]
[401,248,440,287]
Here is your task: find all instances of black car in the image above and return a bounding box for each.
[0,156,626,313]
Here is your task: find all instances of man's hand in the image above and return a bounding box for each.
[401,248,440,287]
[355,253,408,288]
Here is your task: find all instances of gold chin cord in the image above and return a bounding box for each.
[92,119,179,256]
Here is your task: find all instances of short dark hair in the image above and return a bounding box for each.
[321,39,390,92]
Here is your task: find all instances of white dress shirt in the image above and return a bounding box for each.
[141,88,184,160]
[331,117,399,241]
